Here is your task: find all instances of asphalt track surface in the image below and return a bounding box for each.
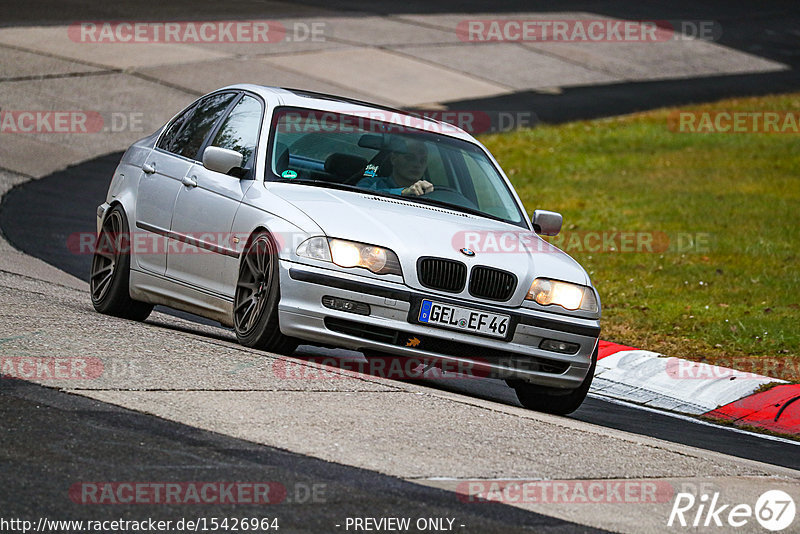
[1,380,606,533]
[1,153,798,475]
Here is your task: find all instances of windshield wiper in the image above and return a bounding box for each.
[273,178,365,193]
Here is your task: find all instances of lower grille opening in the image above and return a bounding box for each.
[325,317,399,344]
[324,317,570,375]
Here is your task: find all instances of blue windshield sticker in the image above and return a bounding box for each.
[363,164,379,178]
[281,170,298,179]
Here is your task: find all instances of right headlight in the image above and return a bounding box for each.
[526,278,598,313]
[296,237,402,276]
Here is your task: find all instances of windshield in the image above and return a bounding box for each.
[267,107,526,227]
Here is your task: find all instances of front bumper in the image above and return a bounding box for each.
[277,261,600,389]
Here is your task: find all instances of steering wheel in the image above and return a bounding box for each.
[421,186,479,210]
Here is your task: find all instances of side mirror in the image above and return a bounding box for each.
[203,146,244,176]
[532,209,562,236]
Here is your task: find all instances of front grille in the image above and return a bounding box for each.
[323,317,569,375]
[469,266,517,301]
[417,257,467,293]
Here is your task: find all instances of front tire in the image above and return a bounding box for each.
[90,205,153,321]
[233,232,298,354]
[510,346,597,415]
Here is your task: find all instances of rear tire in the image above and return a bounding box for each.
[510,346,597,415]
[90,205,153,321]
[233,232,298,355]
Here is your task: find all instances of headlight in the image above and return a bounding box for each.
[526,278,598,313]
[296,237,402,276]
[330,239,402,275]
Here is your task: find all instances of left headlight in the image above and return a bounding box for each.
[526,278,598,313]
[297,237,402,276]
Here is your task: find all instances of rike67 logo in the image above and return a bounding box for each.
[668,490,796,531]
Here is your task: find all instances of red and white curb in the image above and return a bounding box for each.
[593,341,800,437]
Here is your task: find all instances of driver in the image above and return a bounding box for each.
[357,138,434,196]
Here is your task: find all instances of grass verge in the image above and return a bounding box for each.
[481,93,800,381]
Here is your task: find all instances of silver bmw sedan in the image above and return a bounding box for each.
[91,84,601,414]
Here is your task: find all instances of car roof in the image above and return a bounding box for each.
[216,83,476,143]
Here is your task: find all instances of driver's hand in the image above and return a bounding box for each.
[401,180,434,196]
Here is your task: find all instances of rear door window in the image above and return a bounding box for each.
[158,92,237,160]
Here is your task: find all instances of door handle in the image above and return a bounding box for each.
[142,163,156,174]
[181,175,198,188]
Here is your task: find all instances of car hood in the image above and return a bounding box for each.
[269,184,590,303]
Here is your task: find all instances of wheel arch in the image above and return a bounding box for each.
[234,217,315,264]
[103,192,137,229]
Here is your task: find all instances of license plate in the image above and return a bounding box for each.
[417,299,511,338]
